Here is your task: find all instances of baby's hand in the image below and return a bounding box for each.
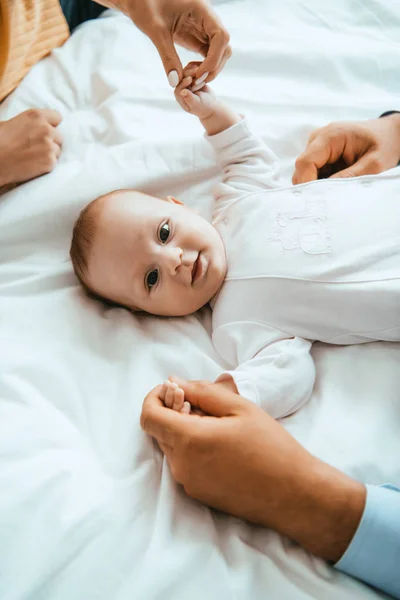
[161,379,191,414]
[174,77,218,120]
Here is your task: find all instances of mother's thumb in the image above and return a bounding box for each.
[151,29,183,87]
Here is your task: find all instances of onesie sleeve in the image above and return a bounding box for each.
[205,119,282,206]
[212,321,315,419]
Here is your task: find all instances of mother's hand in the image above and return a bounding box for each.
[293,113,400,184]
[99,0,231,87]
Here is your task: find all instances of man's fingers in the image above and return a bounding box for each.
[41,109,63,127]
[53,142,61,159]
[292,157,318,185]
[330,152,383,179]
[141,384,188,446]
[151,28,183,86]
[168,376,247,417]
[293,134,341,184]
[158,441,172,456]
[52,128,63,147]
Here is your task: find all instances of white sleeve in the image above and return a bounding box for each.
[213,321,315,419]
[206,118,282,205]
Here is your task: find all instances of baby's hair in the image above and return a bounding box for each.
[70,197,100,293]
[70,189,144,311]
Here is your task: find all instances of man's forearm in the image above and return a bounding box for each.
[268,456,366,563]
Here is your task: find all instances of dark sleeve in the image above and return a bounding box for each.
[380,110,400,118]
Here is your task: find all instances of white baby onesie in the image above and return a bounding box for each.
[207,119,400,419]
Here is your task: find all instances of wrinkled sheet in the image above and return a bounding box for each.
[0,1,399,598]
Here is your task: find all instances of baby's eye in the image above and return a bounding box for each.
[146,269,159,289]
[159,222,170,243]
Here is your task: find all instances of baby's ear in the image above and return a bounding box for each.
[166,195,184,206]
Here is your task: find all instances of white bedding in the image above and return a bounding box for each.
[0,1,399,598]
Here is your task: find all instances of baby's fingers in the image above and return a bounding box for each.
[180,89,202,112]
[159,382,168,403]
[181,401,191,415]
[164,380,177,408]
[175,75,192,94]
[172,387,185,412]
[174,76,193,112]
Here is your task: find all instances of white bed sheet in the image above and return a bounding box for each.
[0,1,399,598]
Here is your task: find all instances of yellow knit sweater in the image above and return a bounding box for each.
[0,0,70,102]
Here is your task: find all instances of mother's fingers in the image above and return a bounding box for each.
[150,27,184,85]
[202,43,232,84]
[195,16,231,81]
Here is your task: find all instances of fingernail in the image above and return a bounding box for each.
[195,71,209,85]
[191,82,205,93]
[168,70,179,88]
[170,382,178,390]
[181,89,189,96]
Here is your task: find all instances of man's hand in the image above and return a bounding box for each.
[0,109,63,187]
[141,377,366,563]
[96,0,231,87]
[293,113,400,184]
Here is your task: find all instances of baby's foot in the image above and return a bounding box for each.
[162,379,191,414]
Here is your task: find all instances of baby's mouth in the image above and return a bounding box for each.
[191,253,201,284]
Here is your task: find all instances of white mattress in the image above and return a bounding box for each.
[0,1,399,598]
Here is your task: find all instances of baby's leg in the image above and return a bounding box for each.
[161,380,191,414]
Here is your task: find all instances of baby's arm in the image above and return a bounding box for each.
[175,76,240,136]
[213,324,316,419]
[174,76,281,202]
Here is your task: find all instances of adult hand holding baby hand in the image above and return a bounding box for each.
[141,377,366,563]
[174,75,217,118]
[293,113,400,184]
[174,70,240,135]
[98,0,231,88]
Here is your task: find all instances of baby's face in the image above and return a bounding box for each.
[88,191,227,316]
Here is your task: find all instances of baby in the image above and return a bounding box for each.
[70,74,400,419]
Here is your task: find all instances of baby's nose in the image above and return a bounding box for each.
[164,246,183,274]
